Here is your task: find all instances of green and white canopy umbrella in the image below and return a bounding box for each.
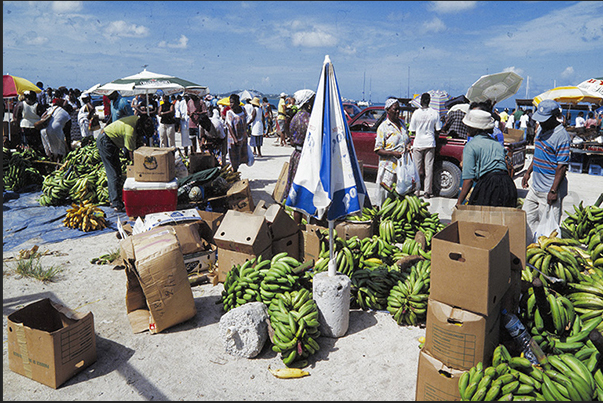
[88,69,209,97]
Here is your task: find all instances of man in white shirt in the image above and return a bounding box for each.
[408,93,442,198]
[575,111,586,128]
[519,110,530,141]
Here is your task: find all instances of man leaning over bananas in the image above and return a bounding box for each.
[96,114,155,212]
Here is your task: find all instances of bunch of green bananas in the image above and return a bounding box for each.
[541,353,598,401]
[3,149,44,192]
[355,235,406,266]
[218,256,270,312]
[68,175,97,204]
[378,218,405,244]
[523,232,587,285]
[346,206,379,222]
[350,267,405,311]
[521,281,575,339]
[561,200,603,244]
[565,274,603,328]
[258,253,309,302]
[588,234,603,270]
[387,260,431,326]
[398,238,431,259]
[268,288,320,368]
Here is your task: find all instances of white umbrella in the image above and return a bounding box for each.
[466,71,523,104]
[285,55,368,276]
[577,77,603,98]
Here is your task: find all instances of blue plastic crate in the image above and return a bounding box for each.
[588,164,602,176]
[569,162,583,173]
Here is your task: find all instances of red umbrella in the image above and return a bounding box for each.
[3,74,42,98]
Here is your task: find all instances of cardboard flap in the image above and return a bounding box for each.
[128,309,152,334]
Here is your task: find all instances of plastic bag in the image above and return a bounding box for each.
[395,152,420,195]
[532,205,560,243]
[246,142,255,166]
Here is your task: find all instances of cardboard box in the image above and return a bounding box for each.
[431,221,510,316]
[213,210,272,255]
[133,146,176,182]
[127,165,134,178]
[334,219,374,240]
[217,245,272,283]
[300,224,325,263]
[451,205,526,314]
[415,349,466,401]
[142,208,202,231]
[424,299,500,371]
[272,161,290,203]
[183,245,217,274]
[504,128,524,143]
[196,209,225,243]
[120,226,196,334]
[188,152,218,174]
[272,231,300,261]
[7,298,97,389]
[253,201,299,240]
[123,178,178,218]
[226,179,254,212]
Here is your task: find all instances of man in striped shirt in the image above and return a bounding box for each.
[521,100,570,240]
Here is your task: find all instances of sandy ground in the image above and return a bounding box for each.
[3,138,602,401]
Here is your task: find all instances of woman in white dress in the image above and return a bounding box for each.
[41,102,71,162]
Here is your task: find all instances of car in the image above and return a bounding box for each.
[342,102,363,121]
[348,106,527,198]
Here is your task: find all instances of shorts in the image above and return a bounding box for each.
[189,127,199,138]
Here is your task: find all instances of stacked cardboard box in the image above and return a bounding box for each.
[123,147,177,218]
[416,220,512,401]
[253,201,301,260]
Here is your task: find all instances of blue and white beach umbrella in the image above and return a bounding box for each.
[286,55,368,276]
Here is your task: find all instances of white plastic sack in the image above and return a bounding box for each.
[395,152,420,195]
[246,143,255,166]
[532,205,560,243]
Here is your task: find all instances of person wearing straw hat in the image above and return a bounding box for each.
[275,92,288,146]
[455,109,517,208]
[248,97,264,157]
[521,99,570,238]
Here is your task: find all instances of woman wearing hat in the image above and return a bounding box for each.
[248,97,264,157]
[373,98,411,207]
[455,109,517,208]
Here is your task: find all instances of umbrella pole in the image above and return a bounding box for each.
[328,220,336,276]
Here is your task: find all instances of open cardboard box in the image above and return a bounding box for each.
[217,245,272,283]
[213,210,272,255]
[7,298,97,389]
[424,298,500,371]
[120,226,196,334]
[415,349,466,401]
[431,221,511,316]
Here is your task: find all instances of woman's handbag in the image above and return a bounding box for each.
[34,107,55,131]
[395,152,420,195]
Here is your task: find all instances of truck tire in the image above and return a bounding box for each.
[433,160,461,198]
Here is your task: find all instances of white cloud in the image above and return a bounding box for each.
[52,1,82,13]
[292,29,338,47]
[487,2,603,55]
[158,35,188,49]
[561,67,575,78]
[25,35,49,46]
[423,17,446,33]
[503,66,524,76]
[104,21,150,39]
[340,45,357,55]
[429,1,477,13]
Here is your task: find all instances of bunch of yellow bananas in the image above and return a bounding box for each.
[63,201,107,232]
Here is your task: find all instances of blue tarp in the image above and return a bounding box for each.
[3,190,130,253]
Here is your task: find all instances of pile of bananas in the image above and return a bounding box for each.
[63,201,107,232]
[459,344,600,401]
[523,231,588,285]
[347,206,379,222]
[350,267,405,311]
[3,148,44,192]
[259,253,309,302]
[268,288,320,368]
[39,142,117,206]
[218,255,270,312]
[398,238,431,260]
[588,232,603,270]
[218,163,242,184]
[387,260,431,326]
[561,200,603,244]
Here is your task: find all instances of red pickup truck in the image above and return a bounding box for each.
[349,106,527,198]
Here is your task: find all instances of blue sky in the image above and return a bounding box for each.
[3,1,602,108]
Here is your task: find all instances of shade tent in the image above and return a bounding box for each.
[89,69,209,97]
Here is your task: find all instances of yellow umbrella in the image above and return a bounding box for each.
[533,86,603,106]
[3,74,42,98]
[217,96,243,106]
